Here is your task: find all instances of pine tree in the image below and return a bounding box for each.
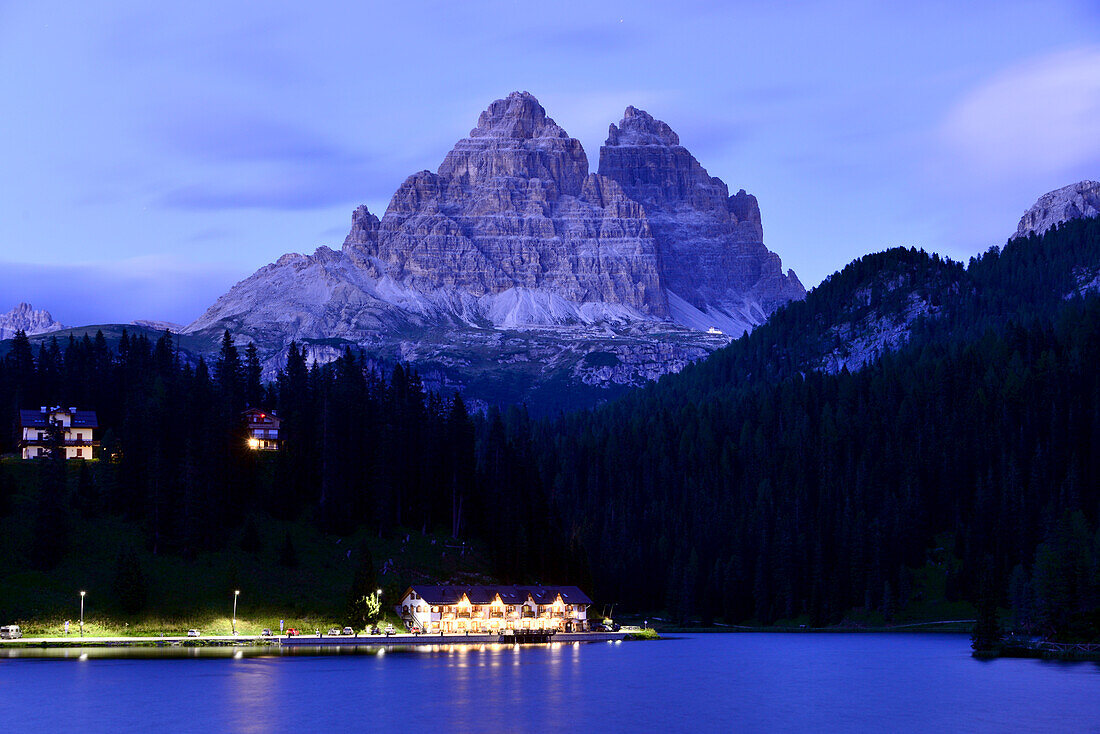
[31,417,69,570]
[112,545,148,615]
[278,531,299,568]
[244,343,263,408]
[346,541,378,620]
[971,560,1001,652]
[240,516,262,553]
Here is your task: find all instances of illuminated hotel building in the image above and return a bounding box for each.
[398,585,592,633]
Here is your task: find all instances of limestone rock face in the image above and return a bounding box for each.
[598,106,805,315]
[0,302,65,340]
[1014,180,1100,239]
[188,92,808,404]
[342,92,667,317]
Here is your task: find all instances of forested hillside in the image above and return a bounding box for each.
[0,330,581,620]
[534,217,1100,637]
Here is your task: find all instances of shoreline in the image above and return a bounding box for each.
[0,630,630,649]
[975,642,1100,663]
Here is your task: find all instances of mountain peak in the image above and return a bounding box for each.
[0,302,65,340]
[606,106,680,147]
[1015,180,1100,239]
[470,91,568,140]
[438,92,588,194]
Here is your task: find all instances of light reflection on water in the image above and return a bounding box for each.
[2,634,1098,733]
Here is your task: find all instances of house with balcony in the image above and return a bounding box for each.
[18,406,99,460]
[243,408,281,450]
[397,585,592,634]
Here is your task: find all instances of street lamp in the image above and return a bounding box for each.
[79,591,85,638]
[232,590,240,636]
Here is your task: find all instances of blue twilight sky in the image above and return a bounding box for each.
[2,0,1100,326]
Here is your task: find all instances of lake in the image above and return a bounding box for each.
[1,634,1097,732]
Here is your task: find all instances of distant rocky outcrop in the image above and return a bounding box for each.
[133,319,185,332]
[0,303,65,340]
[1014,180,1100,239]
[186,92,806,405]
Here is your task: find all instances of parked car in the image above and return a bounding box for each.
[369,625,381,635]
[186,629,200,637]
[260,629,274,637]
[0,625,22,639]
[342,627,354,636]
[327,628,341,636]
[286,628,300,636]
[384,624,395,636]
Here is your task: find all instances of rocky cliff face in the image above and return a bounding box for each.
[0,303,65,340]
[1014,180,1100,239]
[187,92,806,407]
[598,106,804,324]
[342,92,667,319]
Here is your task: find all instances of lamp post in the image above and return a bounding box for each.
[232,590,240,636]
[79,591,85,638]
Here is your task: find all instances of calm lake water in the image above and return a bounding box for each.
[1,633,1097,733]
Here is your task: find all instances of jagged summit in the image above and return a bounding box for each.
[0,303,65,340]
[606,106,680,147]
[470,91,569,140]
[437,91,588,194]
[1015,180,1100,239]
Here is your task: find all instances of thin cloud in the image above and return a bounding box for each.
[161,113,363,165]
[939,47,1100,183]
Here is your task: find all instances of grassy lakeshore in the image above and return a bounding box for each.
[0,457,493,635]
[7,611,407,640]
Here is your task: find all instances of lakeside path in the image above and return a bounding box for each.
[0,631,630,649]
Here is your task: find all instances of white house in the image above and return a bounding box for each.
[18,406,99,460]
[397,585,592,634]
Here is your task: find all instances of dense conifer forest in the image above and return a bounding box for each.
[1,217,1098,638]
[0,329,583,618]
[534,216,1100,638]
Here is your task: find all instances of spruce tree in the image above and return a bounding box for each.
[278,531,298,568]
[112,545,148,615]
[31,417,69,570]
[346,541,378,623]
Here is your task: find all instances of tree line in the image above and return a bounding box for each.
[0,329,579,591]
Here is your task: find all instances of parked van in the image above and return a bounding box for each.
[0,625,22,639]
